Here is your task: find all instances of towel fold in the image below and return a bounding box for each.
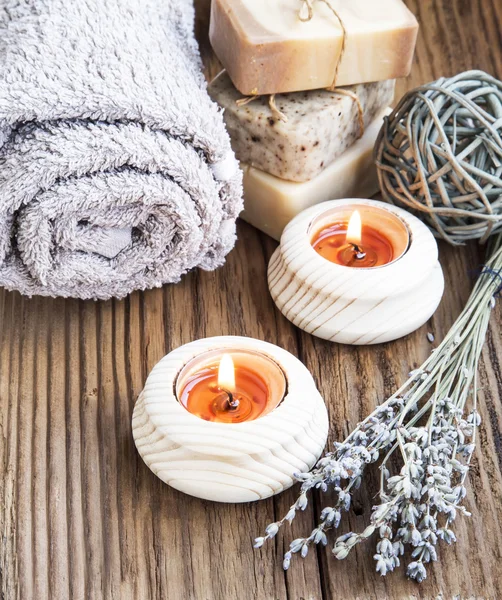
[0,0,242,299]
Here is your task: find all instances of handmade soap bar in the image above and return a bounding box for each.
[241,109,390,240]
[209,72,394,182]
[209,0,418,95]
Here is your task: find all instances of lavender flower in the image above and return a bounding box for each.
[255,238,502,582]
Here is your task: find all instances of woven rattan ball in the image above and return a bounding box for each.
[375,70,502,245]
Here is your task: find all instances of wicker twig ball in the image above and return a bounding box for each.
[375,70,502,245]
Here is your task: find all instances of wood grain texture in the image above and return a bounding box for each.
[1,0,502,598]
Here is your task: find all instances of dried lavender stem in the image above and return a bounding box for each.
[256,237,502,582]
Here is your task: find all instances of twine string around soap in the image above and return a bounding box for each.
[233,0,364,136]
[299,0,347,92]
[298,0,364,133]
[375,70,502,245]
[331,88,364,137]
[235,87,364,135]
[298,0,314,21]
[235,93,288,123]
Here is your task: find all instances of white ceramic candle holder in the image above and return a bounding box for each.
[132,336,329,503]
[268,199,444,345]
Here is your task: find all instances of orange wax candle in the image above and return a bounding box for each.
[176,350,286,423]
[311,206,409,268]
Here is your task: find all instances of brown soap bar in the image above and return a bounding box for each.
[209,72,394,182]
[209,0,418,95]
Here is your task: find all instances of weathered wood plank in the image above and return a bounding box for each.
[1,1,502,599]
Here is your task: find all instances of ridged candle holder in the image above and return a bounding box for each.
[132,336,329,503]
[268,199,444,345]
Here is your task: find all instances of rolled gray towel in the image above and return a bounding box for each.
[0,0,242,300]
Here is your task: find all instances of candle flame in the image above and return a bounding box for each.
[218,354,236,392]
[346,210,362,246]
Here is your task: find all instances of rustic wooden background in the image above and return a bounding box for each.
[1,1,502,599]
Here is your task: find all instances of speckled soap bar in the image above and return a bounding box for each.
[208,72,394,182]
[240,108,390,241]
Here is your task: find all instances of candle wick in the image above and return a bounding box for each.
[350,243,366,260]
[221,388,240,410]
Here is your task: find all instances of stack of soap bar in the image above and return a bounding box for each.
[210,0,418,95]
[209,72,394,182]
[240,109,390,241]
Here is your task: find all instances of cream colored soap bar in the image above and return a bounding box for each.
[209,72,394,182]
[209,0,418,95]
[241,109,389,240]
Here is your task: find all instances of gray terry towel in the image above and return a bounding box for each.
[0,0,242,300]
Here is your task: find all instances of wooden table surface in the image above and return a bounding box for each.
[2,1,502,599]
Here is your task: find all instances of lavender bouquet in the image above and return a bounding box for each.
[256,237,502,582]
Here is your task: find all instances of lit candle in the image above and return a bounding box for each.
[133,336,329,502]
[268,199,442,345]
[311,205,409,268]
[176,349,287,423]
